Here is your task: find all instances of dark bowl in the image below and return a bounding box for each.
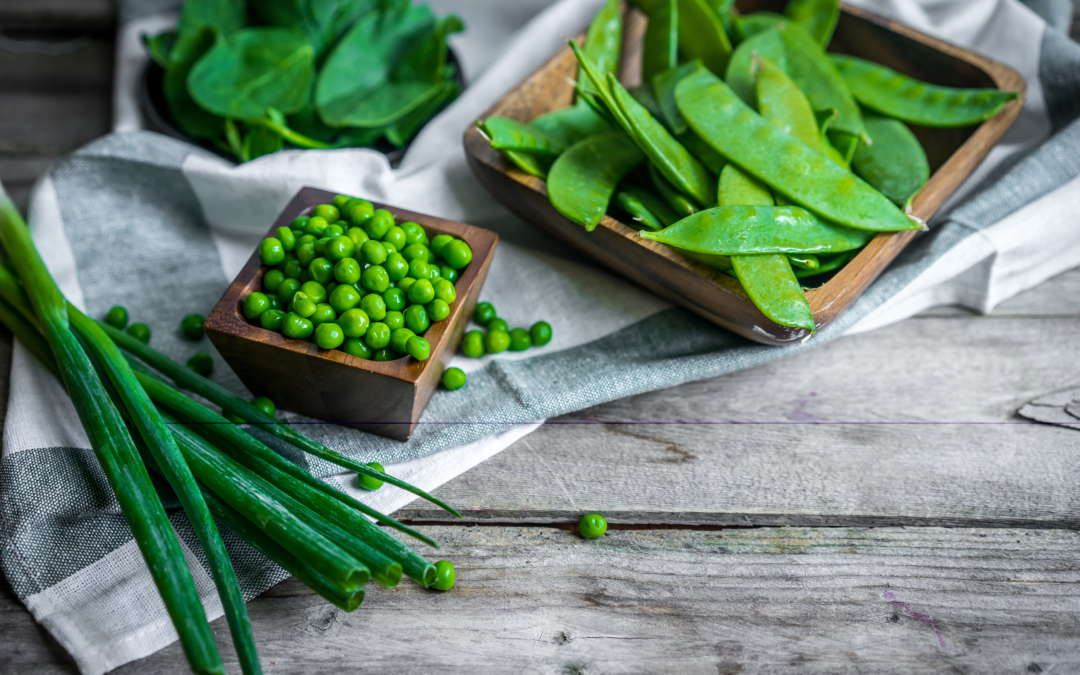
[139,49,464,167]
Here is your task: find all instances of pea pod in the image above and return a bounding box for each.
[851,112,929,207]
[831,54,1020,128]
[549,131,644,231]
[639,205,875,254]
[620,184,680,226]
[719,162,773,206]
[735,11,785,41]
[612,188,670,231]
[580,0,622,98]
[675,68,919,232]
[649,163,698,217]
[478,117,565,155]
[794,249,856,278]
[493,101,610,178]
[708,0,737,43]
[629,83,665,122]
[784,0,840,48]
[501,150,553,178]
[642,0,678,82]
[787,254,819,271]
[724,27,787,107]
[653,60,704,135]
[677,0,733,76]
[755,56,821,151]
[571,40,717,208]
[677,129,727,174]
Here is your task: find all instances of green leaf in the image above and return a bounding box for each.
[251,0,381,58]
[143,31,177,69]
[164,26,224,139]
[316,5,462,128]
[385,76,459,147]
[242,125,284,161]
[188,28,316,120]
[171,0,246,66]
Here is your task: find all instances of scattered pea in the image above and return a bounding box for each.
[432,560,455,590]
[442,367,466,390]
[105,305,128,329]
[509,327,532,351]
[473,302,496,326]
[186,352,213,375]
[180,313,205,340]
[461,330,485,357]
[484,329,510,354]
[530,321,553,346]
[252,396,276,416]
[487,318,509,333]
[578,513,607,539]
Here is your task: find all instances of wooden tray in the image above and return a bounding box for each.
[205,187,498,441]
[463,1,1024,345]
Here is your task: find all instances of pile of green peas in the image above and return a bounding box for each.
[242,195,474,363]
[459,301,552,358]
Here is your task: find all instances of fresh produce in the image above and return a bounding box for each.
[144,0,464,163]
[105,305,128,329]
[432,560,456,590]
[441,366,466,390]
[181,312,205,340]
[578,513,608,539]
[244,195,472,363]
[0,182,461,675]
[454,302,552,359]
[478,0,1019,333]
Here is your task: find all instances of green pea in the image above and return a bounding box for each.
[315,322,345,349]
[384,310,405,331]
[360,294,387,321]
[291,215,310,231]
[327,224,347,240]
[304,216,328,237]
[383,287,406,311]
[398,221,423,246]
[381,226,407,251]
[332,257,361,285]
[365,209,394,239]
[487,318,509,333]
[346,226,369,246]
[432,560,455,590]
[260,309,286,331]
[484,329,510,354]
[275,278,300,306]
[348,200,374,226]
[373,347,395,361]
[407,258,429,280]
[407,279,435,305]
[186,352,213,375]
[509,327,532,351]
[271,225,295,251]
[851,112,930,207]
[296,281,324,305]
[309,257,334,284]
[530,321,553,346]
[406,336,431,361]
[439,266,459,284]
[578,513,607,538]
[251,396,276,416]
[390,327,416,354]
[360,239,387,266]
[343,337,373,359]
[338,308,370,338]
[356,462,385,490]
[281,312,313,340]
[296,241,317,267]
[427,299,450,322]
[441,367,466,391]
[473,302,496,326]
[105,305,128,329]
[290,292,316,318]
[461,329,485,357]
[265,294,282,312]
[283,257,304,280]
[311,303,336,325]
[259,238,285,266]
[314,238,329,257]
[243,292,270,320]
[361,265,390,293]
[332,194,351,210]
[382,240,398,255]
[397,277,416,294]
[325,282,338,297]
[404,304,430,334]
[365,322,391,349]
[180,313,205,340]
[674,69,918,232]
[430,234,454,256]
[445,240,475,270]
[261,269,284,294]
[401,243,429,262]
[326,235,355,261]
[832,55,1019,128]
[384,253,409,281]
[328,285,362,315]
[313,204,340,222]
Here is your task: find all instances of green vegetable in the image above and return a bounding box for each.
[127,322,152,343]
[851,112,930,207]
[473,302,496,326]
[612,189,667,231]
[365,321,391,349]
[548,131,645,231]
[427,299,450,321]
[343,337,373,359]
[187,352,214,375]
[676,0,732,76]
[260,309,286,331]
[648,162,698,217]
[641,0,678,82]
[432,560,455,590]
[653,60,704,136]
[832,55,1020,128]
[252,396,275,416]
[508,328,532,351]
[315,322,345,349]
[282,312,314,339]
[358,462,385,491]
[106,305,129,329]
[461,329,485,357]
[442,240,473,269]
[441,367,466,390]
[406,335,431,361]
[484,329,510,354]
[530,321,553,346]
[755,56,822,151]
[487,318,509,333]
[579,513,608,538]
[724,27,787,107]
[784,0,840,48]
[582,0,623,98]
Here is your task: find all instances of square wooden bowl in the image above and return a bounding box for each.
[463,1,1025,345]
[204,187,498,441]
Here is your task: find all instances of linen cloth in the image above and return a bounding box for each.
[2,0,1079,672]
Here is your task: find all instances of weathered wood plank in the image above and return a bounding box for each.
[399,316,1080,527]
[0,0,115,31]
[64,526,1074,674]
[0,91,111,154]
[0,39,113,92]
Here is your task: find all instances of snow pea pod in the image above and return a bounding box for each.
[642,0,678,82]
[493,100,611,178]
[479,117,565,155]
[831,55,1020,128]
[571,40,716,208]
[581,0,622,97]
[629,84,665,123]
[639,205,875,254]
[677,0,733,76]
[649,163,698,217]
[613,189,667,231]
[501,151,552,178]
[755,56,821,151]
[784,0,840,48]
[653,60,704,135]
[724,27,787,107]
[549,131,645,231]
[787,254,819,271]
[620,184,680,226]
[675,68,920,232]
[735,11,786,42]
[677,129,727,174]
[851,112,929,207]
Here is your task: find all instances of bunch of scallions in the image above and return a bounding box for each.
[0,180,460,675]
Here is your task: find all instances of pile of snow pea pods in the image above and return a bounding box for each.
[477,0,1018,333]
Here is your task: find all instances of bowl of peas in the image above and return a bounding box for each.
[204,187,498,441]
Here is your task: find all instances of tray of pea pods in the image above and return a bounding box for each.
[464,0,1024,344]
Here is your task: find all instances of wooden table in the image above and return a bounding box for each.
[2,2,1079,672]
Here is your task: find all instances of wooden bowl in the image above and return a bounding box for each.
[463,1,1025,345]
[204,187,499,441]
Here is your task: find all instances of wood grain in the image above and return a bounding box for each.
[463,3,1025,345]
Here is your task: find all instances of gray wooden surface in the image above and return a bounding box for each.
[1,3,1079,674]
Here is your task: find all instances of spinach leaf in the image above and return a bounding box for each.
[385,72,459,147]
[251,0,381,58]
[164,26,224,138]
[143,31,177,68]
[188,28,316,120]
[315,4,462,128]
[242,125,284,160]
